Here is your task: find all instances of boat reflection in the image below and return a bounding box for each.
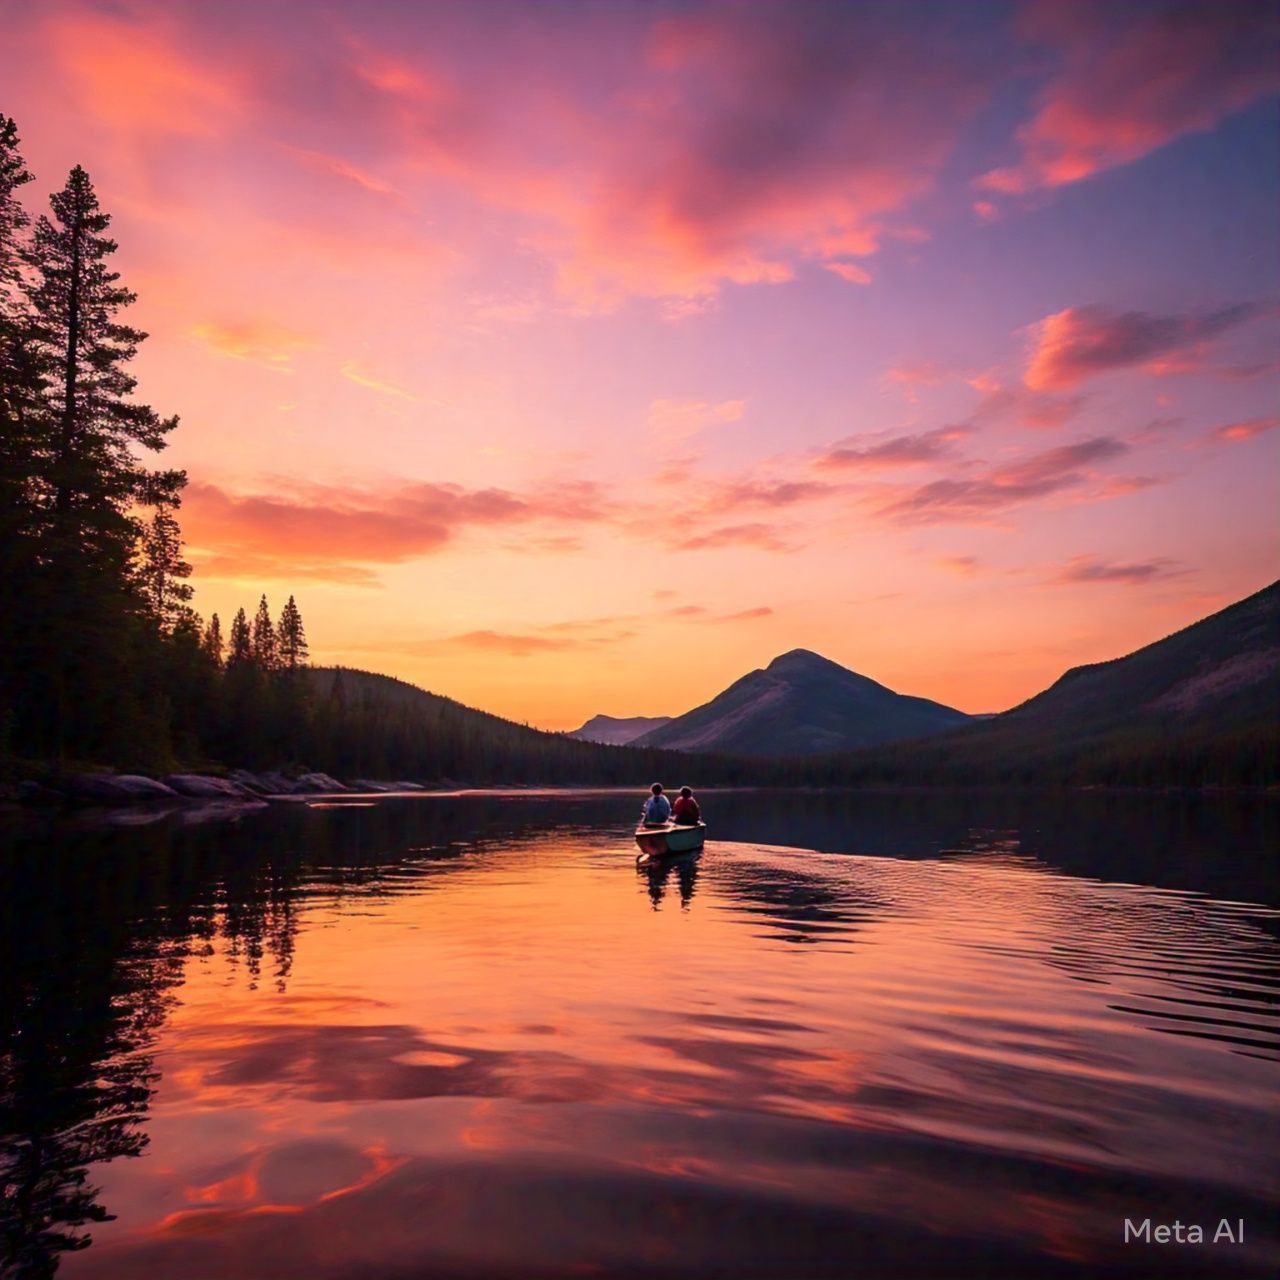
[639,848,702,909]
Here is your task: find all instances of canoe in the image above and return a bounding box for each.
[635,821,707,859]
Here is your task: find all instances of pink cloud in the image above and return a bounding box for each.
[978,1,1280,195]
[815,426,972,471]
[715,480,835,508]
[373,3,996,307]
[1024,303,1265,390]
[1213,416,1280,443]
[714,606,773,622]
[966,371,1085,428]
[824,261,872,286]
[648,398,745,442]
[876,436,1128,525]
[670,522,795,552]
[1051,555,1186,586]
[282,146,402,200]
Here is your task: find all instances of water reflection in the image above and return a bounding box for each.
[640,849,701,909]
[0,792,1276,1279]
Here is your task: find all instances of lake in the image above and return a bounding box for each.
[1,790,1277,1279]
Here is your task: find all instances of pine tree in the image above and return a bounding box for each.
[0,115,44,727]
[27,165,181,564]
[0,113,38,454]
[277,596,308,670]
[137,499,193,632]
[20,165,182,756]
[228,608,252,666]
[203,613,224,667]
[251,595,277,670]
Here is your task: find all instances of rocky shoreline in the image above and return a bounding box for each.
[2,769,439,807]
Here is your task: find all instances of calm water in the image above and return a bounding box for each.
[1,790,1277,1279]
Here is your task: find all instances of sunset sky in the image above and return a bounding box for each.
[3,0,1277,727]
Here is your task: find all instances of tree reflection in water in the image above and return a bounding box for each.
[0,819,301,1276]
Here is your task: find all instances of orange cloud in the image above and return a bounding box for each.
[181,478,613,584]
[938,556,980,577]
[978,1,1280,196]
[714,606,773,622]
[447,630,619,656]
[1024,304,1265,390]
[340,362,424,401]
[46,7,243,138]
[190,320,315,373]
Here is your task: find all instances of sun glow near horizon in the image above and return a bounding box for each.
[3,0,1277,728]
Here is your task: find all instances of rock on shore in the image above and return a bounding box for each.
[165,774,255,799]
[62,774,179,802]
[4,767,405,807]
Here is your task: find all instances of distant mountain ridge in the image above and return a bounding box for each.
[567,714,673,745]
[842,579,1280,784]
[633,648,971,756]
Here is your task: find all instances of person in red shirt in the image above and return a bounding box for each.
[671,786,701,826]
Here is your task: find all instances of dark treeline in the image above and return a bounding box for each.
[296,667,753,785]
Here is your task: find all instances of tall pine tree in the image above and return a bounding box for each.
[203,613,224,667]
[251,595,277,671]
[227,608,252,666]
[137,499,194,632]
[27,166,183,558]
[277,596,308,670]
[21,165,183,756]
[0,115,43,745]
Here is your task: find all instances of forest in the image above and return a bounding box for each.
[0,109,750,787]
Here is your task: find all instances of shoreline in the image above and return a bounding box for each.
[3,766,1277,811]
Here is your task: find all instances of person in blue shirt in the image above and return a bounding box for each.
[641,782,671,826]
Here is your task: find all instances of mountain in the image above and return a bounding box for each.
[632,649,972,756]
[833,579,1280,785]
[301,668,743,785]
[567,714,673,745]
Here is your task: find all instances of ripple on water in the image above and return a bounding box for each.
[2,802,1276,1280]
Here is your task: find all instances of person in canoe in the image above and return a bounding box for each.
[671,786,701,826]
[640,782,671,826]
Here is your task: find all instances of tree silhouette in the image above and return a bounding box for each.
[227,608,252,667]
[203,613,224,667]
[137,499,194,633]
[277,595,308,670]
[251,595,277,671]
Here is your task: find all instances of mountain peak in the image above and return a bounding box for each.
[635,648,971,755]
[766,648,845,675]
